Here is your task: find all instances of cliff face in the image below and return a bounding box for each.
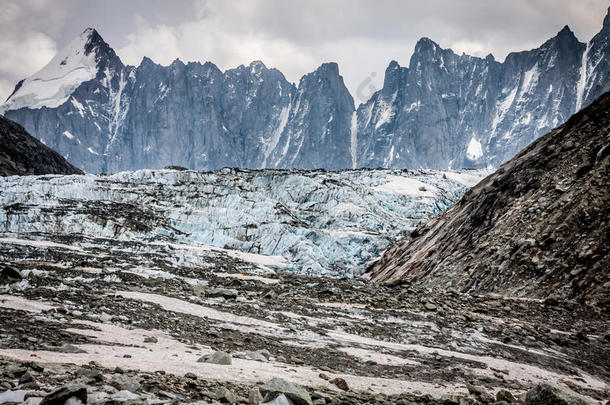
[0,114,83,176]
[355,22,610,170]
[2,9,610,173]
[366,91,610,303]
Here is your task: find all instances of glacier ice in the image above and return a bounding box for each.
[0,168,487,277]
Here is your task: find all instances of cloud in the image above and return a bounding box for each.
[2,0,609,102]
[113,0,609,97]
[0,0,74,101]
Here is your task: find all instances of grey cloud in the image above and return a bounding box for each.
[1,0,608,101]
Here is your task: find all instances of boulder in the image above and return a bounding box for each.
[198,351,232,365]
[215,387,237,403]
[40,384,87,405]
[329,377,349,391]
[263,394,294,405]
[525,384,592,405]
[0,266,22,281]
[208,288,239,299]
[260,378,312,405]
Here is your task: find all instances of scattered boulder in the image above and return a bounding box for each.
[58,344,87,353]
[260,378,312,405]
[18,371,34,384]
[144,336,158,343]
[208,287,239,299]
[263,394,294,405]
[496,389,516,403]
[215,387,237,403]
[329,377,349,391]
[40,384,87,405]
[248,387,264,404]
[236,349,272,362]
[110,374,141,393]
[198,351,233,365]
[76,367,103,381]
[0,266,22,280]
[525,383,592,405]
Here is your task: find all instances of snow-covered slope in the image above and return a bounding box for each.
[0,168,486,277]
[1,29,100,112]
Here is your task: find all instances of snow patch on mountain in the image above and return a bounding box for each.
[0,29,99,113]
[466,137,483,160]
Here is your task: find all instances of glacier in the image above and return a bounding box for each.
[0,168,487,277]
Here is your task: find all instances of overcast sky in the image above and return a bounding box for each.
[1,0,608,103]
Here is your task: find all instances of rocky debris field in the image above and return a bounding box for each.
[0,235,608,404]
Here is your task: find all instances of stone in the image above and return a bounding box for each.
[110,374,141,393]
[329,377,349,391]
[0,266,22,281]
[215,387,237,404]
[76,367,104,381]
[40,384,87,405]
[208,287,239,299]
[184,372,197,379]
[236,349,270,362]
[198,351,232,365]
[58,343,87,353]
[18,371,34,384]
[263,394,294,405]
[424,302,437,311]
[525,383,592,405]
[496,389,516,403]
[144,336,158,343]
[248,387,264,404]
[260,378,312,405]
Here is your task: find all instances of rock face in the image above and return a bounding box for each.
[366,91,610,302]
[0,114,83,176]
[2,9,609,173]
[1,29,353,173]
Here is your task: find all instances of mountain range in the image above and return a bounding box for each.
[1,8,609,173]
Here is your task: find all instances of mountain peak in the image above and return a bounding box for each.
[554,24,579,43]
[1,28,110,112]
[604,6,610,28]
[558,25,575,37]
[315,62,340,76]
[414,37,440,53]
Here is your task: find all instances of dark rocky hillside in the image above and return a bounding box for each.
[367,91,610,304]
[0,114,83,176]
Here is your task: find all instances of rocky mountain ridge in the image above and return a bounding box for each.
[2,8,609,173]
[366,91,610,304]
[0,114,83,176]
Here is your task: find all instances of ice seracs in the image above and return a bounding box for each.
[0,168,487,277]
